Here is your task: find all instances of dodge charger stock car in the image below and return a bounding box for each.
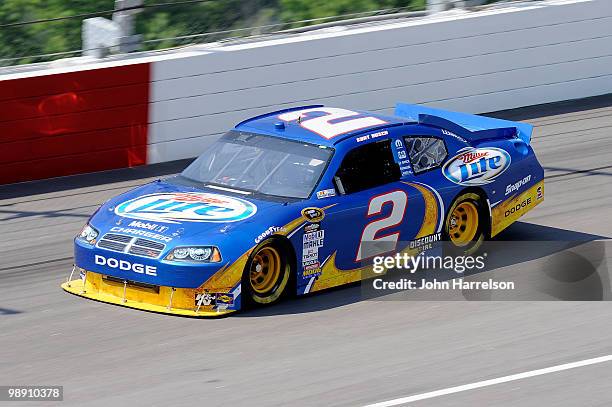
[62,103,544,316]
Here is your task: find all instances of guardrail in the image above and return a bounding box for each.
[0,0,610,184]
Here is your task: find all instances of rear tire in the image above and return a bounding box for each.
[243,239,291,306]
[444,192,487,255]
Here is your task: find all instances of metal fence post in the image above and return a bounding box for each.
[428,0,487,12]
[82,0,143,58]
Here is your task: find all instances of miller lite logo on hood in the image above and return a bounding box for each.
[115,192,257,224]
[442,147,511,186]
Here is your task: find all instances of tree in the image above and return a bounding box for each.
[279,0,425,24]
[0,0,115,64]
[0,0,428,66]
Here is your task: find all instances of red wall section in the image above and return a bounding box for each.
[0,63,150,184]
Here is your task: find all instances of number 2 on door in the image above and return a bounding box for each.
[356,190,408,261]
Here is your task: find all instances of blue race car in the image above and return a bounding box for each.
[62,103,544,316]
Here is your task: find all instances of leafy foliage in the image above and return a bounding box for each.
[0,0,115,64]
[0,0,427,65]
[279,0,425,22]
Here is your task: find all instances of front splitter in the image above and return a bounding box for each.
[61,279,235,318]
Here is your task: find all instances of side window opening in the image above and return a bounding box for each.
[403,136,448,174]
[335,140,401,194]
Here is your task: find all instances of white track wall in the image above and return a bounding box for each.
[147,0,612,163]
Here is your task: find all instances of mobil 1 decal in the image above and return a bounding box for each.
[442,147,511,186]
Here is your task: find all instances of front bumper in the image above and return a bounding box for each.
[62,268,237,317]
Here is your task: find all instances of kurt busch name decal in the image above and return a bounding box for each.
[442,147,511,186]
[115,192,257,224]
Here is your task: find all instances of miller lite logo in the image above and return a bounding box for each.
[115,192,257,224]
[442,147,511,186]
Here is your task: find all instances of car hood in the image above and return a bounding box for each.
[89,179,301,250]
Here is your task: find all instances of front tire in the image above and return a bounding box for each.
[243,240,291,306]
[444,192,487,255]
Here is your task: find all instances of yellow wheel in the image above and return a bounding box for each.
[249,247,282,294]
[244,240,291,306]
[449,201,479,246]
[445,192,486,254]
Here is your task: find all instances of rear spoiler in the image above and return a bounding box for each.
[395,103,533,145]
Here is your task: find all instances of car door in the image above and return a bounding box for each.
[322,138,423,272]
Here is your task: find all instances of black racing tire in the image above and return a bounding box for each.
[242,239,291,307]
[443,192,487,255]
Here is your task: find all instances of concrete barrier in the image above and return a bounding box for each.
[0,63,150,184]
[1,0,610,184]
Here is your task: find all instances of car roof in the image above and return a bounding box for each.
[234,105,409,147]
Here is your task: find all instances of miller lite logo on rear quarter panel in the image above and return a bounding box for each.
[115,192,257,223]
[443,147,511,186]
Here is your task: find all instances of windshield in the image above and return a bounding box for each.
[181,131,333,199]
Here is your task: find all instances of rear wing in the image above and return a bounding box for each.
[395,103,533,145]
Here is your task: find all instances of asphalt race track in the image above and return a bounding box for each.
[1,95,612,406]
